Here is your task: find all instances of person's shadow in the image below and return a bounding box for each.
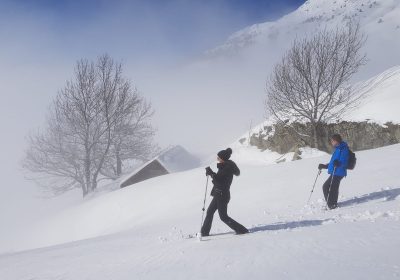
[339,187,400,207]
[218,188,400,236]
[250,219,333,233]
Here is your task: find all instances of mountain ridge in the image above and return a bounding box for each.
[208,0,400,62]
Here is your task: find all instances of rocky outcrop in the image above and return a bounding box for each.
[243,121,400,154]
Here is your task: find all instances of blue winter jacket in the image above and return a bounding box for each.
[328,141,349,177]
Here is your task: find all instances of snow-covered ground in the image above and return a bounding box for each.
[0,144,399,279]
[1,1,399,279]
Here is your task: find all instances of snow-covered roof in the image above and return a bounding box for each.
[120,145,200,186]
[156,145,200,173]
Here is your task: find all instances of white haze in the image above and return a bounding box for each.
[0,0,303,236]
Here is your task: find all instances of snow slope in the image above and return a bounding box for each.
[1,2,400,278]
[0,144,399,279]
[208,0,400,79]
[348,65,400,123]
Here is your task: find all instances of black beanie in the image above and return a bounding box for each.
[217,148,232,161]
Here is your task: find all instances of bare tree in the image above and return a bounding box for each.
[266,22,367,148]
[23,54,156,196]
[102,99,156,178]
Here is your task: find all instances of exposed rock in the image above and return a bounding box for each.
[249,121,400,154]
[292,146,302,161]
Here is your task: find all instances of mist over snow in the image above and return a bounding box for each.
[0,0,305,241]
[141,0,400,159]
[0,1,400,278]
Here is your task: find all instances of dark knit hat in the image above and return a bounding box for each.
[217,148,232,161]
[330,134,343,143]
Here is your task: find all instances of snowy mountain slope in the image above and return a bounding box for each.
[348,65,400,123]
[0,144,399,279]
[207,0,400,80]
[137,0,400,161]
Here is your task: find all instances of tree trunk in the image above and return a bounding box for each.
[116,157,122,176]
[116,147,122,176]
[84,160,91,196]
[312,123,319,150]
[90,179,97,193]
[82,184,88,197]
[84,139,92,196]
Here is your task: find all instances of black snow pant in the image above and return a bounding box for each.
[322,175,343,209]
[201,194,248,235]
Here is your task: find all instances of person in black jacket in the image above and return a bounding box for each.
[201,148,249,237]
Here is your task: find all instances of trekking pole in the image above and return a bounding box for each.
[307,169,322,205]
[197,175,209,240]
[326,167,336,209]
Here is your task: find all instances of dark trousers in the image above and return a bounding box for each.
[201,194,248,235]
[322,175,343,209]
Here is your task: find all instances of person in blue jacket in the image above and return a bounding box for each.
[318,134,349,209]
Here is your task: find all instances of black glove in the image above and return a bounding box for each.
[333,160,341,167]
[318,163,328,170]
[205,167,214,176]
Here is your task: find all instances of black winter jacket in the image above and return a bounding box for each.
[210,160,240,196]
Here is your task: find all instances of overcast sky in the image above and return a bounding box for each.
[0,0,305,203]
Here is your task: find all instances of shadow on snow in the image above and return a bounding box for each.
[212,188,400,237]
[339,187,400,207]
[250,219,332,233]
